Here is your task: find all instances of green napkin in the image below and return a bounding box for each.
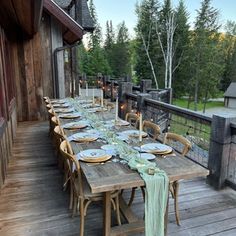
[129,157,169,236]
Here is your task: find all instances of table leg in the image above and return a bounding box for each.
[103,191,111,236]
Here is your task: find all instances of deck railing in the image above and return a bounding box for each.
[227,122,236,189]
[74,76,236,190]
[124,92,212,168]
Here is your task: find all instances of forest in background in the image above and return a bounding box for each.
[77,0,236,111]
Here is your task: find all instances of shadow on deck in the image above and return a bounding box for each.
[0,121,236,236]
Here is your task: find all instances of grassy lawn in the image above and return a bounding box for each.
[172,99,224,111]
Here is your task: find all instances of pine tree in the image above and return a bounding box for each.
[190,0,224,111]
[172,0,190,98]
[83,0,111,75]
[88,0,102,48]
[221,21,236,91]
[112,21,131,77]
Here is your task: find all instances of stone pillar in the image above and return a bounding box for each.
[207,115,236,189]
[110,81,115,102]
[118,82,133,119]
[137,93,151,120]
[140,79,152,93]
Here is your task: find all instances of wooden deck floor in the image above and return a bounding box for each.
[0,121,236,236]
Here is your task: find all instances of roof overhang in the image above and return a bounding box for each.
[44,0,84,44]
[0,0,43,39]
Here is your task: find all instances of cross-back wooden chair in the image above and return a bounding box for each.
[48,109,55,137]
[106,101,115,111]
[60,140,121,235]
[163,132,192,225]
[53,125,65,169]
[143,120,161,140]
[125,112,139,128]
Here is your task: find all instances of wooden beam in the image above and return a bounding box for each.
[43,0,84,44]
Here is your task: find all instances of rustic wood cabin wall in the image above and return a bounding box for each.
[0,27,17,189]
[13,13,55,121]
[0,12,63,188]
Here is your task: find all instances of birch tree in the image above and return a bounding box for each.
[135,0,160,88]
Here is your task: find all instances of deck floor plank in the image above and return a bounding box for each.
[0,121,236,236]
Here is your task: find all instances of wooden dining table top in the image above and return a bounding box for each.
[57,105,209,194]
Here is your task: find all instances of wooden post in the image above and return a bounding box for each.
[137,93,151,120]
[207,115,236,189]
[118,82,133,120]
[140,79,152,93]
[110,81,115,102]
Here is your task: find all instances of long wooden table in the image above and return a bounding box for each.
[56,106,209,236]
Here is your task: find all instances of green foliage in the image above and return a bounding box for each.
[173,98,224,111]
[188,0,224,110]
[221,21,236,91]
[134,0,161,85]
[172,0,190,98]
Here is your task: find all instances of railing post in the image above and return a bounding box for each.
[118,82,133,120]
[207,115,236,189]
[137,93,151,120]
[140,79,152,93]
[110,81,115,102]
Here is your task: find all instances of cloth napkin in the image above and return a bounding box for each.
[128,157,169,236]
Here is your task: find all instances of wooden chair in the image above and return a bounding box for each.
[53,126,65,169]
[125,112,139,128]
[143,120,161,140]
[60,140,121,235]
[128,120,162,206]
[106,101,115,111]
[163,132,192,225]
[48,109,55,137]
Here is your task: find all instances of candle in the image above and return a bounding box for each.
[139,113,143,142]
[101,89,104,108]
[86,82,88,97]
[78,83,81,96]
[73,80,75,94]
[115,97,118,121]
[92,88,95,104]
[69,82,72,94]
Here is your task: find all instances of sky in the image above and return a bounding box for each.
[93,0,236,38]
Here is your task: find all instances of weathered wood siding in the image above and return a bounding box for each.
[0,27,17,189]
[13,13,56,121]
[0,12,64,188]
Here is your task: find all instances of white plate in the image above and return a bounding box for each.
[80,149,107,158]
[140,153,156,160]
[141,143,172,153]
[54,108,74,113]
[119,130,147,137]
[114,120,130,126]
[62,121,89,129]
[59,112,81,119]
[82,103,100,108]
[77,99,93,104]
[53,104,70,108]
[86,108,98,113]
[68,132,99,141]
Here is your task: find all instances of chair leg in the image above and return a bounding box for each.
[72,194,78,217]
[173,181,180,226]
[115,195,121,225]
[128,187,136,206]
[141,187,145,202]
[69,181,73,210]
[80,199,85,236]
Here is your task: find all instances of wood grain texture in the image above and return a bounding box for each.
[0,121,236,235]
